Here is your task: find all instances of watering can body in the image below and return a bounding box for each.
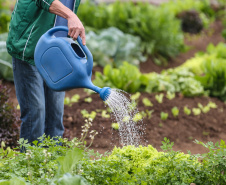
[34,26,111,101]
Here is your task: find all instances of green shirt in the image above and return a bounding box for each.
[6,0,81,65]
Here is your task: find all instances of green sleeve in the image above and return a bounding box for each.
[33,0,55,12]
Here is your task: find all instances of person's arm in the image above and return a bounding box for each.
[49,0,86,45]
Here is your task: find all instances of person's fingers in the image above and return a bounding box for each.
[80,30,86,45]
[72,29,81,40]
[69,28,76,38]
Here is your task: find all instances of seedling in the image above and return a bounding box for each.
[130,92,141,101]
[159,123,163,127]
[207,101,217,109]
[101,110,110,118]
[166,91,175,100]
[142,98,153,107]
[184,106,191,115]
[192,108,201,116]
[133,113,143,122]
[64,97,71,106]
[155,93,164,104]
[122,116,130,123]
[84,97,92,103]
[171,107,179,117]
[129,101,137,111]
[160,112,168,121]
[112,123,119,130]
[70,94,80,103]
[81,109,96,120]
[146,109,154,119]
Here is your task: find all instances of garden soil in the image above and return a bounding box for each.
[2,20,226,154]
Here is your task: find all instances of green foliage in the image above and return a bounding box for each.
[84,97,92,103]
[142,97,153,107]
[160,112,168,121]
[194,139,226,184]
[0,82,19,148]
[171,107,180,117]
[80,110,96,120]
[79,142,206,184]
[155,93,164,103]
[86,27,146,67]
[111,123,119,130]
[132,113,142,122]
[166,91,175,100]
[184,106,191,115]
[78,1,184,59]
[178,42,226,75]
[95,62,206,96]
[0,34,13,81]
[93,62,142,93]
[144,68,206,97]
[196,57,226,101]
[192,108,202,116]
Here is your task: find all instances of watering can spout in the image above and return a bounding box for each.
[87,84,111,101]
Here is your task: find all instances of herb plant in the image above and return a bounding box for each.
[184,106,191,115]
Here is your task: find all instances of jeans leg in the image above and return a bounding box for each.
[12,57,45,144]
[44,83,65,138]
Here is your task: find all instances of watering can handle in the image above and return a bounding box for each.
[47,26,93,73]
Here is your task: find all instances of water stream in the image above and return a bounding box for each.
[105,89,145,147]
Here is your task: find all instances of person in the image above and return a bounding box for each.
[6,0,86,144]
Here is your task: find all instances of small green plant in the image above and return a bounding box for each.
[64,97,71,106]
[192,108,201,116]
[132,113,143,122]
[159,123,163,127]
[111,123,119,130]
[130,92,141,101]
[81,109,96,120]
[146,109,154,119]
[71,94,80,103]
[101,110,110,118]
[160,112,168,121]
[171,107,179,117]
[198,103,210,113]
[122,115,130,123]
[166,91,175,100]
[84,97,92,103]
[160,137,174,152]
[155,93,164,103]
[184,106,191,115]
[207,101,217,109]
[142,98,153,107]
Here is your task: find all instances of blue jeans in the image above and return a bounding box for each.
[12,57,65,144]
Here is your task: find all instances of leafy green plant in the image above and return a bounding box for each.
[142,97,153,107]
[94,62,142,93]
[111,123,119,130]
[192,108,201,116]
[184,106,191,115]
[70,94,80,103]
[171,107,179,117]
[84,97,92,103]
[81,110,96,120]
[160,112,168,121]
[130,92,141,102]
[86,27,146,67]
[166,91,175,100]
[101,110,110,118]
[79,0,184,59]
[155,93,164,104]
[132,113,142,122]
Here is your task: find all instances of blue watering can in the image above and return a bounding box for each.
[34,26,111,101]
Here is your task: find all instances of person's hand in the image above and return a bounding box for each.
[67,14,86,45]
